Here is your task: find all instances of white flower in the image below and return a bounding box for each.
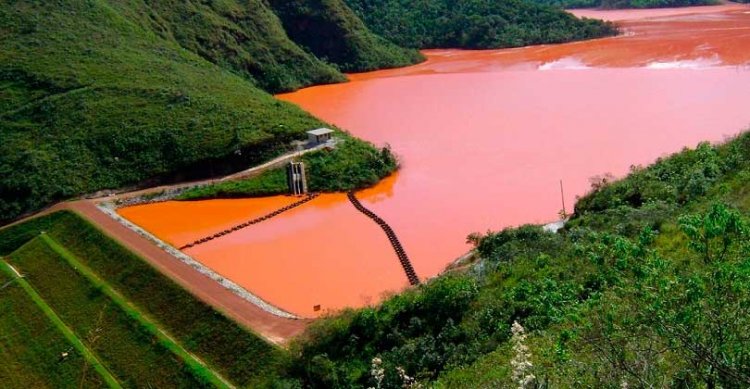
[370,357,385,389]
[396,366,421,389]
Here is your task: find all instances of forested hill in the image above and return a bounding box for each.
[99,0,423,93]
[344,0,618,49]
[269,0,424,72]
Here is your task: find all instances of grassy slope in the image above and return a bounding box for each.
[0,262,107,388]
[0,211,287,387]
[42,234,231,387]
[0,0,329,223]
[4,121,747,389]
[7,238,213,387]
[269,0,424,72]
[343,0,618,49]
[435,146,750,387]
[0,260,121,388]
[110,0,345,93]
[287,131,750,387]
[177,137,398,200]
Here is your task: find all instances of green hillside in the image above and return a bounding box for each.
[0,211,288,387]
[343,0,617,49]
[285,131,750,387]
[0,0,423,223]
[0,1,324,223]
[270,0,424,72]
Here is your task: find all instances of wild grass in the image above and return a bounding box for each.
[41,234,231,388]
[0,1,342,223]
[41,212,288,387]
[0,209,288,387]
[177,168,289,200]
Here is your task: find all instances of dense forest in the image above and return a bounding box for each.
[528,0,717,9]
[279,132,750,387]
[269,0,424,72]
[344,0,617,49]
[0,0,615,224]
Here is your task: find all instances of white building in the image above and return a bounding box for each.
[306,128,334,145]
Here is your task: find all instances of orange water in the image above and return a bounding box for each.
[120,5,750,318]
[119,197,299,248]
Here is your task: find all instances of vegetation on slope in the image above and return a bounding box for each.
[283,131,750,387]
[7,238,214,387]
[111,0,344,93]
[0,211,287,387]
[529,0,717,9]
[0,1,330,223]
[0,262,106,387]
[343,0,618,49]
[269,0,424,72]
[177,138,398,200]
[178,169,290,200]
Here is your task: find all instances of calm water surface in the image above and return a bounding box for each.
[121,5,750,317]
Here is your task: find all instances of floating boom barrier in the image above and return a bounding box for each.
[347,191,420,286]
[179,193,319,250]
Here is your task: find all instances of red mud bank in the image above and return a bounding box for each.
[120,5,750,319]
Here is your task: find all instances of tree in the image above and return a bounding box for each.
[640,204,750,386]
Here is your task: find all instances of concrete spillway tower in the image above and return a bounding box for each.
[287,161,308,196]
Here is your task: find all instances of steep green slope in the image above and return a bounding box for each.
[269,0,424,72]
[108,0,345,93]
[343,0,618,49]
[0,261,107,388]
[0,211,288,387]
[0,1,330,223]
[6,238,217,387]
[286,131,750,387]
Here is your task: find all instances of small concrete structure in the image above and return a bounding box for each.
[287,161,308,196]
[307,128,334,146]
